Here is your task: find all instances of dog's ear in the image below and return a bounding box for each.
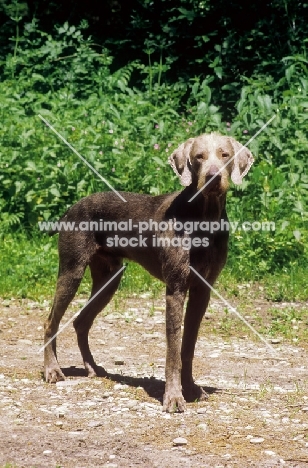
[168,138,194,186]
[229,137,254,185]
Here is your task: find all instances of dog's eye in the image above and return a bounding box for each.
[222,152,229,158]
[195,154,203,160]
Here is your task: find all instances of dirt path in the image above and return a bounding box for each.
[0,295,308,468]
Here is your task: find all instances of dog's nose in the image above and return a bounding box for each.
[206,165,221,182]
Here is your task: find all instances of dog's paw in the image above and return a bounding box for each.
[183,383,209,402]
[163,391,186,413]
[45,366,65,384]
[85,363,108,379]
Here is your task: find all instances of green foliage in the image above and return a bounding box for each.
[102,0,308,115]
[0,19,223,230]
[0,13,307,291]
[226,62,307,277]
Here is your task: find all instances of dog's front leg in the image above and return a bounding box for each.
[163,286,187,412]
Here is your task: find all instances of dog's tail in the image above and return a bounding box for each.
[45,209,70,236]
[48,229,58,237]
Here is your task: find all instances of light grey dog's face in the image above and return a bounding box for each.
[190,133,234,193]
[169,133,254,195]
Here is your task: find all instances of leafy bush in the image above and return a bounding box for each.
[226,61,308,276]
[0,18,307,284]
[0,20,223,228]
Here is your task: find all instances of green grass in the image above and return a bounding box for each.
[198,291,308,345]
[219,264,308,302]
[264,305,308,341]
[0,231,59,301]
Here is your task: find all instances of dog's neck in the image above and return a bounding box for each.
[201,192,227,221]
[184,186,227,221]
[166,186,227,222]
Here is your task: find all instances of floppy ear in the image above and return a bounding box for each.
[168,138,194,186]
[229,138,254,185]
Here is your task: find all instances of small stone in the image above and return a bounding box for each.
[88,421,103,428]
[55,421,63,427]
[197,407,207,414]
[197,423,208,431]
[250,437,264,444]
[264,450,276,456]
[135,318,143,323]
[203,313,212,320]
[114,383,128,390]
[43,450,52,455]
[173,437,188,446]
[140,293,151,299]
[271,338,282,344]
[126,400,138,409]
[302,407,308,412]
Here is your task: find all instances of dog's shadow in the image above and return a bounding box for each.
[61,365,220,403]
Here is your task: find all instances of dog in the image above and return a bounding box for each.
[44,133,254,412]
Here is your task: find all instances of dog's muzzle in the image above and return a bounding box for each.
[202,165,222,192]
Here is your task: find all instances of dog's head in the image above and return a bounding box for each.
[169,133,254,194]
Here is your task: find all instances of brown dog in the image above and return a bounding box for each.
[44,133,254,412]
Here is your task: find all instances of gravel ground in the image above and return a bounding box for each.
[0,294,308,468]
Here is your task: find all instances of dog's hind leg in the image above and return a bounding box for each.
[73,255,124,377]
[44,261,87,383]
